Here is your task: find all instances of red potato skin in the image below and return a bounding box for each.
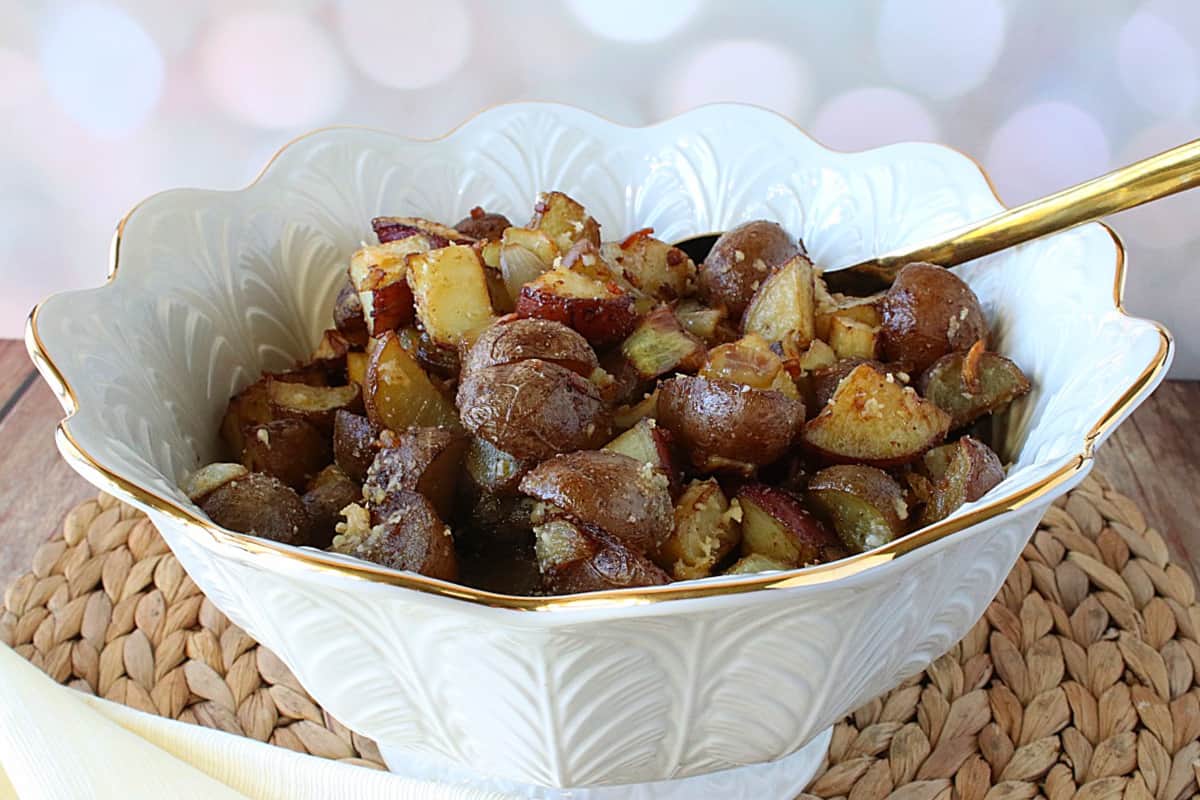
[537,519,670,594]
[515,287,637,347]
[366,280,416,333]
[879,262,988,374]
[737,483,844,564]
[453,208,512,241]
[460,317,598,378]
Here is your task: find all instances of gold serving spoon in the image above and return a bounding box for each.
[677,138,1200,295]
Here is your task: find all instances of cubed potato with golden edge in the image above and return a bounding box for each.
[602,228,695,301]
[737,484,843,567]
[241,419,331,491]
[534,517,669,594]
[742,253,816,349]
[462,436,534,497]
[699,220,801,317]
[797,339,837,372]
[201,472,314,546]
[673,300,726,343]
[461,317,598,378]
[656,479,741,580]
[827,315,881,360]
[602,418,681,496]
[520,450,673,555]
[916,436,1005,526]
[621,306,706,380]
[302,465,361,549]
[332,496,457,581]
[529,191,601,254]
[183,462,248,502]
[803,363,949,467]
[364,330,459,432]
[917,343,1031,430]
[454,207,511,241]
[456,359,609,460]
[267,380,362,435]
[725,553,795,575]
[363,427,467,521]
[406,244,496,346]
[349,237,437,336]
[332,410,380,483]
[515,266,637,346]
[880,262,988,373]
[814,293,883,341]
[807,464,909,552]
[657,375,805,475]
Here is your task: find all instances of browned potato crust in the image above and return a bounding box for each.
[737,484,843,566]
[916,436,1004,526]
[880,262,988,373]
[602,418,681,496]
[406,244,496,346]
[807,465,909,552]
[183,463,248,502]
[461,317,598,378]
[515,267,637,346]
[201,472,313,546]
[333,278,368,346]
[656,375,805,475]
[534,517,669,594]
[809,359,896,411]
[363,427,467,520]
[333,495,457,580]
[302,465,361,549]
[699,221,800,317]
[601,231,695,301]
[673,300,726,343]
[241,419,331,491]
[453,207,512,241]
[332,410,381,483]
[529,191,601,253]
[267,380,362,434]
[656,479,741,580]
[917,348,1031,430]
[457,359,609,461]
[520,450,673,554]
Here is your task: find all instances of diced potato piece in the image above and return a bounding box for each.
[516,266,637,346]
[673,300,726,343]
[364,330,459,431]
[916,436,1005,526]
[201,472,313,546]
[700,333,783,390]
[529,191,601,254]
[737,484,843,566]
[827,315,881,360]
[183,462,249,502]
[621,306,706,380]
[407,244,496,346]
[917,347,1031,430]
[267,380,362,434]
[656,479,741,580]
[741,254,816,349]
[534,517,669,594]
[725,553,795,575]
[241,419,331,491]
[797,339,837,372]
[333,410,381,483]
[349,237,436,335]
[502,227,559,266]
[807,464,909,552]
[603,417,680,495]
[220,378,273,458]
[364,427,467,521]
[815,294,883,341]
[332,494,457,581]
[463,436,534,497]
[601,231,695,301]
[372,216,469,246]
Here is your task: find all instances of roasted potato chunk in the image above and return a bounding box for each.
[183,462,248,502]
[241,419,331,491]
[461,317,598,378]
[742,253,816,349]
[699,220,801,317]
[267,380,362,435]
[332,496,457,580]
[529,191,601,254]
[220,378,274,458]
[302,465,361,549]
[333,278,369,346]
[918,346,1031,430]
[520,450,673,554]
[803,363,949,467]
[602,418,681,496]
[880,262,988,373]
[737,484,843,567]
[454,207,511,241]
[372,216,470,246]
[462,436,535,497]
[365,330,459,432]
[673,300,726,343]
[916,436,1005,526]
[807,465,909,553]
[534,517,669,594]
[725,553,795,575]
[701,334,787,391]
[656,479,741,580]
[516,266,637,346]
[201,472,313,546]
[657,375,805,475]
[827,315,881,360]
[620,306,706,380]
[363,427,467,520]
[601,229,695,301]
[407,244,496,346]
[332,410,381,483]
[349,237,436,335]
[613,389,659,432]
[457,359,608,460]
[814,293,883,341]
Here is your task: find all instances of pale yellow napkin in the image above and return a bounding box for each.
[0,644,511,800]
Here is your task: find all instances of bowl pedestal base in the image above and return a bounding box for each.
[380,726,832,799]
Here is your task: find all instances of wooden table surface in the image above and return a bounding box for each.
[1,339,1197,591]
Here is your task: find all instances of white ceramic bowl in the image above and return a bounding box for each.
[28,104,1170,793]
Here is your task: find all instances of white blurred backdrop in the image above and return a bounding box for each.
[1,0,1197,376]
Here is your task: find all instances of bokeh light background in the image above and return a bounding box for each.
[2,0,1198,376]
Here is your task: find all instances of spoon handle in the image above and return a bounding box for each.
[843,137,1200,285]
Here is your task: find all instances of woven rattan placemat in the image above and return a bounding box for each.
[3,472,1199,799]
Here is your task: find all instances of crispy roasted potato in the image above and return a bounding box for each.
[349,237,437,335]
[201,472,313,546]
[534,517,669,594]
[529,191,601,253]
[363,427,467,520]
[365,331,459,432]
[302,465,361,549]
[657,375,805,475]
[332,496,457,580]
[808,359,902,411]
[602,418,681,496]
[742,253,816,349]
[372,216,470,246]
[827,315,881,360]
[453,207,512,241]
[601,229,695,301]
[673,300,726,343]
[724,553,795,575]
[241,419,331,491]
[407,244,496,346]
[457,359,609,460]
[267,380,362,435]
[880,262,988,373]
[699,220,801,317]
[462,436,535,497]
[520,450,673,554]
[183,462,248,502]
[701,333,786,391]
[916,436,1005,526]
[803,363,949,466]
[737,484,843,566]
[807,464,909,553]
[461,317,598,378]
[656,479,741,580]
[814,293,883,341]
[332,410,381,483]
[620,306,706,380]
[516,266,637,346]
[918,346,1031,430]
[220,378,274,458]
[333,278,369,346]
